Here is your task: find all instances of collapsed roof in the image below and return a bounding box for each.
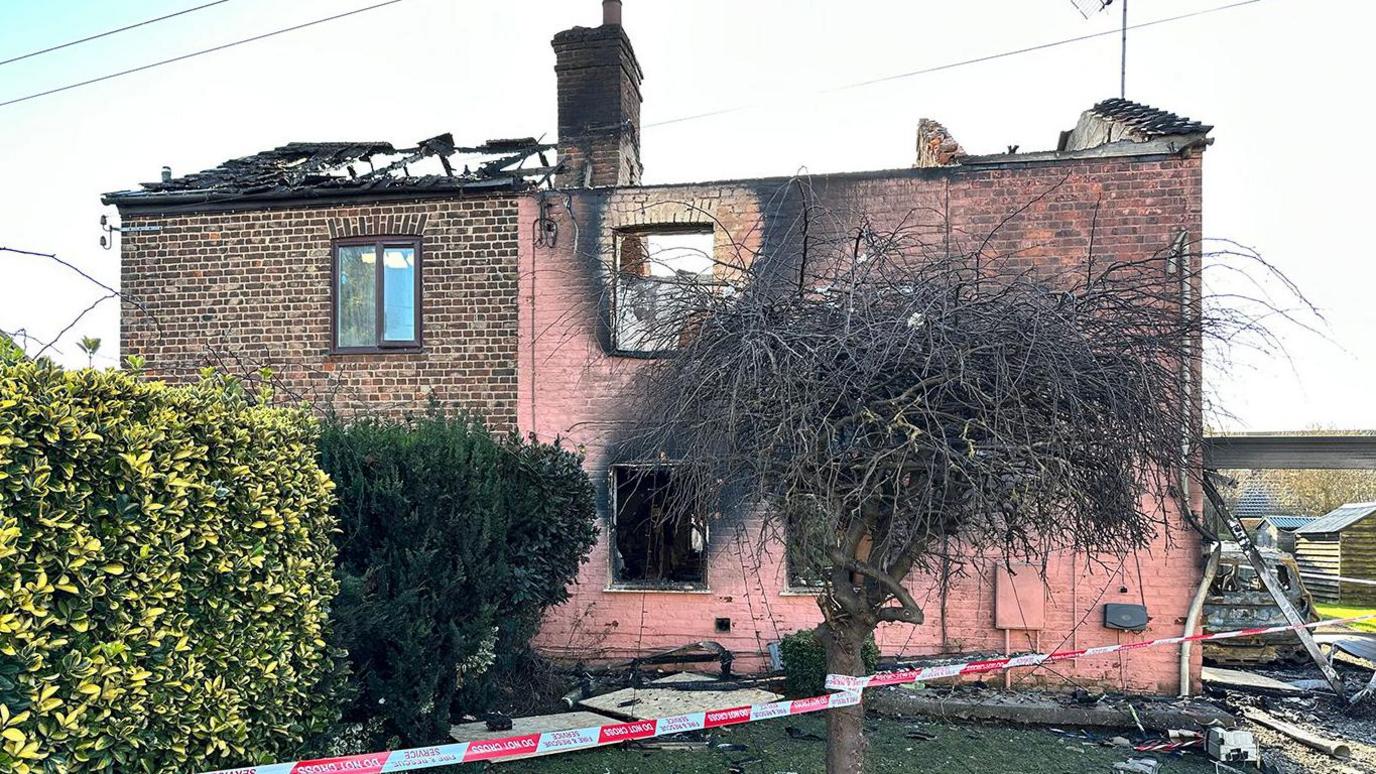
[916,98,1211,169]
[105,98,1213,213]
[1059,98,1212,152]
[102,134,558,212]
[1084,97,1213,137]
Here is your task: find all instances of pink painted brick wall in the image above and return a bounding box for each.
[520,154,1205,695]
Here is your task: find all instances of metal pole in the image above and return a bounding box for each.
[1120,0,1128,98]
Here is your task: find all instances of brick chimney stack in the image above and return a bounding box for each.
[552,1,643,187]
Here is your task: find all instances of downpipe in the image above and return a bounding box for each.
[1179,541,1222,698]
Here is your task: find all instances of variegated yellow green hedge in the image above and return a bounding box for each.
[0,363,344,772]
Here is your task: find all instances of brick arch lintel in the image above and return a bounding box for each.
[326,213,430,240]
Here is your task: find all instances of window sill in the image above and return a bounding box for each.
[607,348,675,360]
[604,583,712,594]
[780,587,825,597]
[327,347,424,357]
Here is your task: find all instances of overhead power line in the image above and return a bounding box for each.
[0,1,234,68]
[0,0,1263,118]
[0,0,410,109]
[832,0,1260,92]
[644,0,1264,130]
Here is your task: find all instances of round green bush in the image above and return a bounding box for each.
[0,363,344,772]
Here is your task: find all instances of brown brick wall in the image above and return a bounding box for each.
[119,196,521,425]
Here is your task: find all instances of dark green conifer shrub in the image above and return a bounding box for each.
[319,414,596,747]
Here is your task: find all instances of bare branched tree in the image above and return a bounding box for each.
[613,207,1307,773]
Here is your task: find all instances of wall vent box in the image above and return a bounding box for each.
[1103,603,1148,631]
[994,563,1046,630]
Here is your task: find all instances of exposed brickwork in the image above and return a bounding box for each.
[119,196,521,424]
[522,153,1206,694]
[325,212,430,239]
[916,118,965,167]
[552,24,643,187]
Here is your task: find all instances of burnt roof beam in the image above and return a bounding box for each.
[357,133,456,181]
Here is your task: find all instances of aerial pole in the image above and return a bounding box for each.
[1120,0,1128,97]
[1069,0,1128,97]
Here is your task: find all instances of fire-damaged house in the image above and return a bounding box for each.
[103,2,1213,694]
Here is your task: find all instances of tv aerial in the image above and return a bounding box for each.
[1066,0,1127,98]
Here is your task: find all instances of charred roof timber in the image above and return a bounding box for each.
[102,135,558,214]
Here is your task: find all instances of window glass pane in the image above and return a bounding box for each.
[382,246,416,342]
[337,245,377,347]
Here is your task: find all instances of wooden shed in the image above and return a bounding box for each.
[1256,515,1316,554]
[1294,502,1376,604]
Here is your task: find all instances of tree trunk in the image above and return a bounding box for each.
[819,619,870,774]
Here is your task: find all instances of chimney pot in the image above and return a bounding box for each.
[602,0,622,26]
[161,166,172,183]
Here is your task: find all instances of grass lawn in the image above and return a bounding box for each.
[1316,603,1376,633]
[460,715,1217,774]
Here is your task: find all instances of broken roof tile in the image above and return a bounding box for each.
[1086,98,1212,138]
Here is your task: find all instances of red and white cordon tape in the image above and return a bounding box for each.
[203,692,862,774]
[203,613,1375,774]
[824,612,1376,691]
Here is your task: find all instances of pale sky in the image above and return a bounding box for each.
[0,0,1371,431]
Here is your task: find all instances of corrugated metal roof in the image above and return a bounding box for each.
[1231,481,1305,521]
[1261,515,1317,531]
[1294,502,1376,535]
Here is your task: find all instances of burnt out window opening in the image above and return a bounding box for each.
[611,227,717,354]
[334,237,421,350]
[612,465,708,587]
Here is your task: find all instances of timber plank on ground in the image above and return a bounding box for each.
[1201,666,1305,695]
